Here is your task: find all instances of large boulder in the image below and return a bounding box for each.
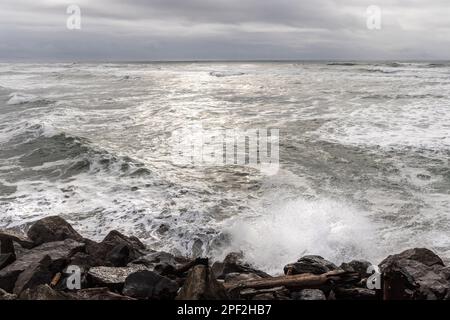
[212,252,270,280]
[0,239,84,292]
[284,255,338,275]
[177,265,228,300]
[27,216,83,245]
[379,248,449,300]
[84,230,146,267]
[380,248,444,269]
[122,270,179,300]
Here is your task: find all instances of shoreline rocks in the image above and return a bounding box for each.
[1,216,450,300]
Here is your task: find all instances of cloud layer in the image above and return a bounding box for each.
[1,0,449,61]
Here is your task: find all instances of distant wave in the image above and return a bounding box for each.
[424,63,449,68]
[7,92,53,105]
[362,93,445,100]
[0,121,152,179]
[326,62,358,66]
[358,68,399,74]
[209,71,245,77]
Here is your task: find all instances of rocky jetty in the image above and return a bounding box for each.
[1,216,449,300]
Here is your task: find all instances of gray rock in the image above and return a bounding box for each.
[291,289,326,300]
[123,270,179,299]
[339,260,372,279]
[380,248,449,300]
[380,248,444,269]
[13,255,53,295]
[27,216,83,245]
[132,251,178,268]
[177,265,228,300]
[88,265,148,289]
[212,252,270,280]
[284,255,337,275]
[84,230,146,267]
[131,251,191,277]
[0,239,84,292]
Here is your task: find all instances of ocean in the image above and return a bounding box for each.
[0,61,449,274]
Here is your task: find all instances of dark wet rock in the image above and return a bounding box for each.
[0,239,84,292]
[284,255,338,275]
[380,248,444,269]
[0,288,17,300]
[0,230,34,249]
[291,289,326,300]
[123,270,179,300]
[13,255,53,295]
[1,238,15,256]
[69,287,135,300]
[177,265,228,300]
[103,230,146,251]
[27,216,83,245]
[333,287,377,300]
[131,251,191,276]
[380,248,449,300]
[132,251,178,267]
[212,252,270,280]
[0,253,15,270]
[88,265,148,290]
[84,230,146,267]
[68,252,99,269]
[339,260,372,279]
[19,284,68,300]
[106,243,133,267]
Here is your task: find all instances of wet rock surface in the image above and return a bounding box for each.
[27,216,83,245]
[1,216,450,300]
[123,270,179,299]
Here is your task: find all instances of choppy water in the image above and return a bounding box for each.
[0,61,449,273]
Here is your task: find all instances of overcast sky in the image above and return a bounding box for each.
[1,0,449,61]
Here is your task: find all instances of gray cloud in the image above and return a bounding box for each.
[0,0,449,61]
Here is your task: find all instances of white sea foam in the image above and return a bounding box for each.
[316,101,450,151]
[220,197,382,274]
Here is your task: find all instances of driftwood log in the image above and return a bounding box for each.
[225,270,360,292]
